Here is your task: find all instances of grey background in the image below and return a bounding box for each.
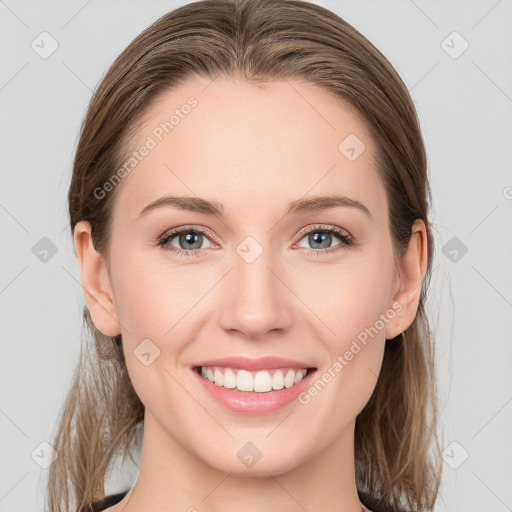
[1,0,511,511]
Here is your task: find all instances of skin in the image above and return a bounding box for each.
[74,76,428,512]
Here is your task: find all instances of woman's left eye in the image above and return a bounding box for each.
[295,225,354,253]
[157,224,354,257]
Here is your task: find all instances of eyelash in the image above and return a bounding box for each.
[156,224,355,259]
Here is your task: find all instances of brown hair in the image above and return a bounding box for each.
[46,1,442,511]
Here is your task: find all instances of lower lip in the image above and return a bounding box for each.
[191,367,317,415]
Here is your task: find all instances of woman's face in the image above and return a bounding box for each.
[81,76,411,476]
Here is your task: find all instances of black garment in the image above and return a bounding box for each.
[84,490,130,512]
[87,488,412,512]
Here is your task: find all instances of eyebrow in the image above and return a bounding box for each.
[136,194,373,221]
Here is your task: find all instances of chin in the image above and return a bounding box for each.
[196,441,309,478]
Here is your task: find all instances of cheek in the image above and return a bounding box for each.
[112,254,191,413]
[109,251,208,394]
[296,251,394,345]
[110,248,191,339]
[295,246,394,400]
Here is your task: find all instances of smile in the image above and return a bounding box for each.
[191,363,318,415]
[196,366,312,393]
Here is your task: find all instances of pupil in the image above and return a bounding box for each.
[311,232,330,249]
[181,232,201,249]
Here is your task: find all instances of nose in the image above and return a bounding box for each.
[217,246,294,341]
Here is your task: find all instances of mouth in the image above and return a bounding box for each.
[192,365,317,393]
[190,360,318,415]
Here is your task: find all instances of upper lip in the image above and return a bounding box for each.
[193,356,317,371]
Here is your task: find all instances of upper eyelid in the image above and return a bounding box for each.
[161,225,218,241]
[295,224,351,238]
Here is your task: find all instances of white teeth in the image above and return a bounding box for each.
[199,366,310,393]
[222,369,237,388]
[284,369,295,388]
[272,370,284,390]
[237,369,254,391]
[253,370,272,392]
[213,369,224,387]
[294,369,306,384]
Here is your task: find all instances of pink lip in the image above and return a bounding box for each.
[191,366,317,415]
[192,356,315,371]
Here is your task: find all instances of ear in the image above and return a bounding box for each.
[385,219,429,340]
[73,220,121,337]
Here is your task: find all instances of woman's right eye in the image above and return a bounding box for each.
[157,227,215,257]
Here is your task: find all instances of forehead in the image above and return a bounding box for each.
[112,76,386,224]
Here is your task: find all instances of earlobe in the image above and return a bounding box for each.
[385,219,428,340]
[73,220,121,337]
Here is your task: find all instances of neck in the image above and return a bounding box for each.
[122,411,365,512]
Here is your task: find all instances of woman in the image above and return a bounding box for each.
[46,0,441,511]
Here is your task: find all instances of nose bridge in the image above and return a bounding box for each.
[218,235,292,338]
